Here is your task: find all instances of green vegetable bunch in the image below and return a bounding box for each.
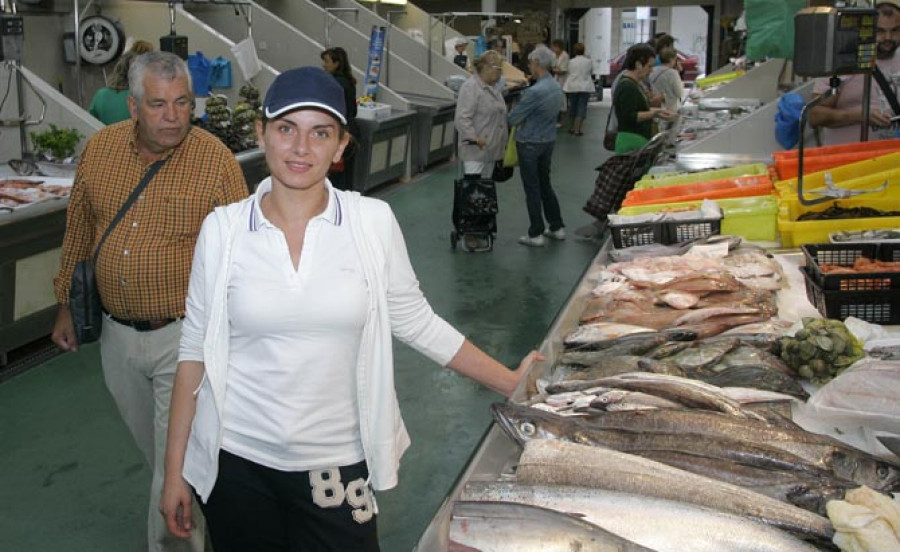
[779,317,865,384]
[30,124,84,161]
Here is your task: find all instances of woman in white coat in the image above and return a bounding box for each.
[563,42,595,136]
[454,49,509,179]
[159,66,537,551]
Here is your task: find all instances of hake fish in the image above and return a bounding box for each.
[460,482,822,552]
[696,364,809,400]
[590,372,766,420]
[563,322,657,348]
[491,403,827,478]
[449,501,654,552]
[516,439,835,546]
[560,334,669,364]
[635,450,859,516]
[575,409,900,494]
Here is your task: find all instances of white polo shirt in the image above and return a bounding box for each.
[222,179,367,471]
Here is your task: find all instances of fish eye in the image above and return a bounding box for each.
[876,465,889,479]
[519,422,536,437]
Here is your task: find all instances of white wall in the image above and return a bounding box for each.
[669,6,708,75]
[580,8,612,77]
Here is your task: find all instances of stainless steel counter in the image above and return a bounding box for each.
[415,239,613,551]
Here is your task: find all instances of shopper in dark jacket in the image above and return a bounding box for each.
[613,43,675,154]
[322,47,359,190]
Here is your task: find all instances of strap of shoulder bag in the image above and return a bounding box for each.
[873,65,900,116]
[92,158,168,264]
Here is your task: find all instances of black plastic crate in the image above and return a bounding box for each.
[802,266,900,324]
[802,243,900,291]
[667,217,722,243]
[609,221,666,248]
[610,216,721,249]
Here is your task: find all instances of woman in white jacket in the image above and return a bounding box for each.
[563,43,596,136]
[159,66,536,551]
[454,49,508,179]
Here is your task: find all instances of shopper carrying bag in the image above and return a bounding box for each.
[69,159,167,344]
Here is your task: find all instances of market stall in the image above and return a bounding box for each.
[417,228,900,550]
[417,9,900,548]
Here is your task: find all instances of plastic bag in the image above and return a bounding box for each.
[774,93,805,149]
[187,51,211,96]
[231,37,261,81]
[502,126,518,168]
[209,56,232,89]
[744,0,805,61]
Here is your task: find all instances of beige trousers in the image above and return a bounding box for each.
[100,317,205,552]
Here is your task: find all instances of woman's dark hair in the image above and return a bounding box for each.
[653,33,675,52]
[623,43,655,71]
[573,42,585,56]
[321,47,356,87]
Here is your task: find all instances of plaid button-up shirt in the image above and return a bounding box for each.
[54,121,248,320]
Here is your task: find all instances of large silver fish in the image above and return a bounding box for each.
[461,482,822,552]
[515,439,835,546]
[575,409,900,493]
[589,372,766,420]
[448,501,654,552]
[492,403,827,478]
[563,322,658,348]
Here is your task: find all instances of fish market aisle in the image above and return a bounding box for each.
[0,104,611,552]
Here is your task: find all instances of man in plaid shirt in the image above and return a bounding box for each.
[52,51,247,552]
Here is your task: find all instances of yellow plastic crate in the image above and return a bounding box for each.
[777,196,900,247]
[775,152,900,196]
[695,70,746,88]
[617,195,779,242]
[636,164,769,190]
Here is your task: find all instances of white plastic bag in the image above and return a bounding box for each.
[230,37,261,81]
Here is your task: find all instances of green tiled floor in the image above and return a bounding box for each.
[0,104,612,552]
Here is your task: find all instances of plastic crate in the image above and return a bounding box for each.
[621,175,773,207]
[802,266,900,324]
[777,196,900,248]
[635,163,769,190]
[609,216,721,249]
[774,153,900,196]
[618,195,778,242]
[802,243,900,291]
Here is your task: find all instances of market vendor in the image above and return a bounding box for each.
[809,2,900,145]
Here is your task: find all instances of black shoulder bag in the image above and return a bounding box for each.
[69,159,167,345]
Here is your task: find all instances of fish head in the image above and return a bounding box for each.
[830,450,900,492]
[594,389,628,405]
[490,402,571,446]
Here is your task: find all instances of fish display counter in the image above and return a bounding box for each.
[0,169,73,364]
[416,235,900,551]
[0,152,269,365]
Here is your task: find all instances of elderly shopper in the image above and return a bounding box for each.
[508,45,566,247]
[613,43,676,154]
[563,42,594,136]
[454,50,508,179]
[54,51,248,552]
[649,47,684,113]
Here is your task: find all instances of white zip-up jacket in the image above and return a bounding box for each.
[178,180,465,502]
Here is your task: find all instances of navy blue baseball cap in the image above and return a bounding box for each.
[263,66,347,125]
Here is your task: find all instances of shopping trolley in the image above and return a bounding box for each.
[450,144,499,252]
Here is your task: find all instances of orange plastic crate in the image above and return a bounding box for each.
[621,175,773,207]
[772,138,900,161]
[775,149,900,180]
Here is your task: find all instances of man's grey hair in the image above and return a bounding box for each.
[528,45,555,70]
[129,51,193,100]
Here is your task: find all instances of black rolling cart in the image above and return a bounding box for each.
[450,145,499,252]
